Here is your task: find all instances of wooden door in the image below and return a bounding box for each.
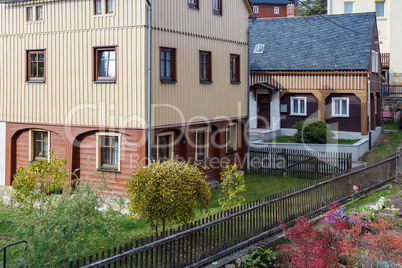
[257,94,270,128]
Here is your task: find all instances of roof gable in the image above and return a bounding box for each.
[249,13,376,71]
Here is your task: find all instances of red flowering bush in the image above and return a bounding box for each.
[280,202,402,268]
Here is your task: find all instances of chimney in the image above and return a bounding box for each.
[287,1,296,17]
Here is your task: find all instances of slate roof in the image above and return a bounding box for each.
[249,12,376,71]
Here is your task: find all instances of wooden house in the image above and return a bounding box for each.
[250,0,297,18]
[249,13,382,143]
[0,0,252,193]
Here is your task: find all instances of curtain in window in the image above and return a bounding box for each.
[376,2,384,17]
[344,2,353,14]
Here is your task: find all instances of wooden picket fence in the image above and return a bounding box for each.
[249,147,352,179]
[68,153,397,268]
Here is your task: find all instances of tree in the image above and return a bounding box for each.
[126,160,212,236]
[218,164,246,209]
[296,0,327,17]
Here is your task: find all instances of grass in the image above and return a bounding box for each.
[0,173,312,255]
[361,131,402,162]
[383,122,400,130]
[266,136,359,145]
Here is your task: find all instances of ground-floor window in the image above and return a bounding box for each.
[195,127,209,161]
[157,132,174,162]
[96,132,121,171]
[226,123,238,153]
[30,130,50,161]
[332,97,349,117]
[290,97,307,116]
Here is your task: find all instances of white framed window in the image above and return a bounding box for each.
[344,2,354,13]
[195,127,209,161]
[274,7,279,14]
[332,97,349,117]
[376,1,385,18]
[371,50,379,73]
[226,123,238,153]
[29,129,51,162]
[156,132,174,162]
[253,6,259,14]
[96,132,122,172]
[290,97,307,116]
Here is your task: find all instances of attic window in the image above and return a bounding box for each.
[254,44,265,54]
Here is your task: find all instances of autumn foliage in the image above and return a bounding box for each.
[126,160,212,235]
[281,202,402,268]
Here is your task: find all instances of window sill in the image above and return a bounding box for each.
[160,80,177,83]
[93,13,116,18]
[226,150,237,155]
[290,114,307,117]
[97,168,121,174]
[200,81,213,84]
[188,5,200,10]
[213,11,223,16]
[93,80,116,84]
[195,158,208,162]
[332,115,350,118]
[231,81,241,84]
[26,80,45,84]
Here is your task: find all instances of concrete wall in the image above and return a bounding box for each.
[252,138,370,161]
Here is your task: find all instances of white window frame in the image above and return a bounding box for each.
[195,127,209,161]
[96,132,122,172]
[274,6,279,14]
[375,1,385,18]
[29,129,51,162]
[226,123,238,153]
[253,6,259,14]
[371,50,379,73]
[332,97,350,117]
[290,97,307,116]
[344,2,354,13]
[156,131,174,162]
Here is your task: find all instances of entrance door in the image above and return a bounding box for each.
[257,94,270,128]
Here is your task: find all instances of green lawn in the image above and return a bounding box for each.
[266,136,359,145]
[383,122,400,130]
[0,173,311,256]
[361,131,402,162]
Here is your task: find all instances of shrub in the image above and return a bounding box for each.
[238,246,276,268]
[13,179,122,267]
[12,151,69,210]
[126,160,212,235]
[218,164,246,209]
[293,118,335,144]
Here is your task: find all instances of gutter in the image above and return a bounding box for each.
[146,0,152,164]
[368,74,371,149]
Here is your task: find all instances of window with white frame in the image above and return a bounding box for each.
[29,129,50,161]
[290,97,307,116]
[226,123,238,153]
[344,2,354,13]
[253,6,259,14]
[332,97,349,117]
[195,127,209,161]
[157,132,174,162]
[376,1,385,18]
[371,50,379,73]
[274,7,279,14]
[96,132,121,171]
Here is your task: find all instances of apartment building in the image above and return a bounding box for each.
[0,0,252,194]
[327,0,402,84]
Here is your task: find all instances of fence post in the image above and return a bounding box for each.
[260,199,263,235]
[363,163,366,189]
[172,229,176,268]
[282,149,287,177]
[397,147,402,172]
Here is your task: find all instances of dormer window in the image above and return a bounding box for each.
[254,44,265,54]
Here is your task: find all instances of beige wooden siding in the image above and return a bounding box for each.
[152,30,248,127]
[152,0,249,44]
[0,0,146,35]
[0,0,147,128]
[251,71,368,91]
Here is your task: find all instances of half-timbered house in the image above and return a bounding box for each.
[249,13,382,143]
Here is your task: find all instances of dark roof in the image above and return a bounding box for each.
[249,12,376,71]
[250,0,297,4]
